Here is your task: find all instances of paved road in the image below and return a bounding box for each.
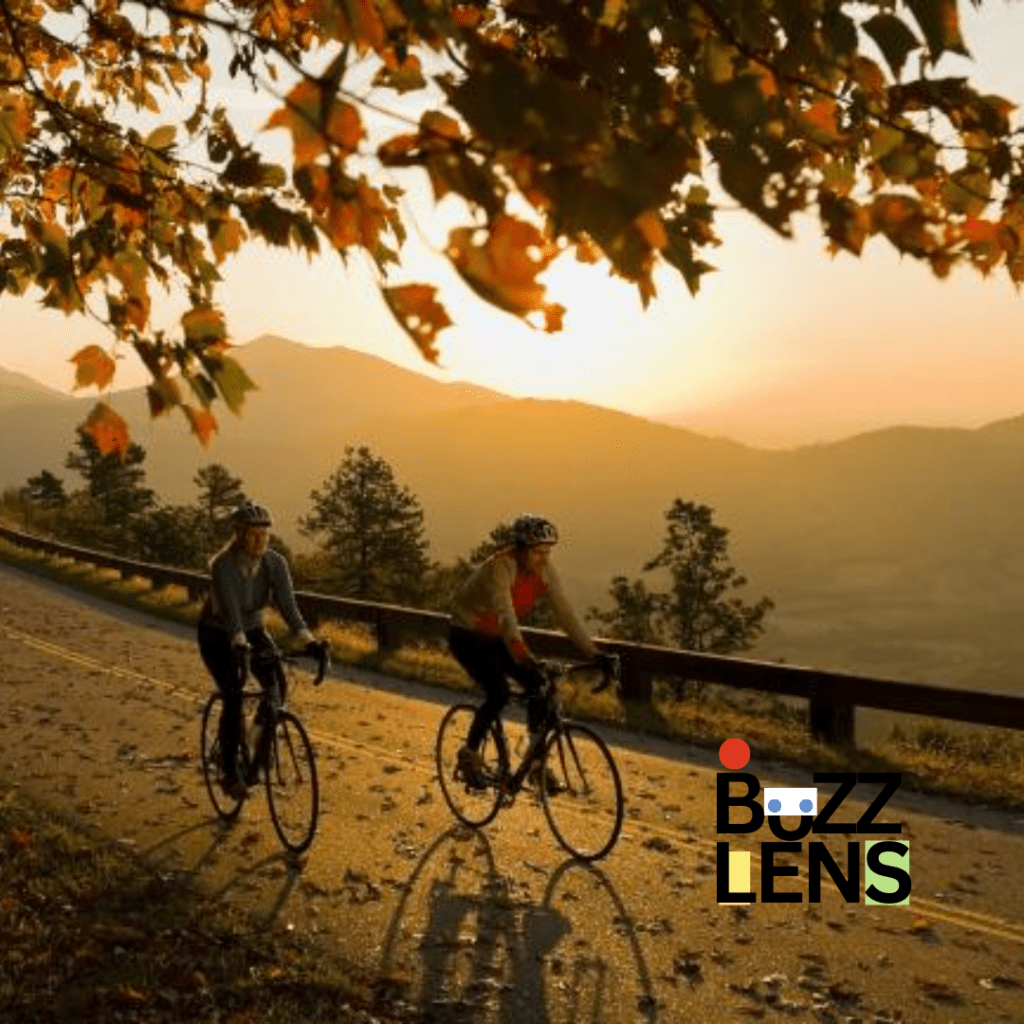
[3,562,1024,1023]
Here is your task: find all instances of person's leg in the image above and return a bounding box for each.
[247,628,280,704]
[448,626,511,751]
[198,622,243,781]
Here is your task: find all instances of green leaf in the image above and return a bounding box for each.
[862,14,921,79]
[904,0,970,61]
[211,355,256,414]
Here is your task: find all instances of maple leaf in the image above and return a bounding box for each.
[82,402,130,457]
[382,284,452,362]
[183,404,218,446]
[70,345,116,391]
[447,216,564,331]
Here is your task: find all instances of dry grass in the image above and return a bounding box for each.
[2,537,1023,812]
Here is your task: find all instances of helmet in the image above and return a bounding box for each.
[231,500,272,529]
[511,514,558,548]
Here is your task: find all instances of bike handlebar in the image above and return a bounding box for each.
[541,653,620,695]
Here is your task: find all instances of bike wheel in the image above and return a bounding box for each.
[541,724,624,861]
[200,694,244,822]
[435,704,506,828]
[265,710,319,855]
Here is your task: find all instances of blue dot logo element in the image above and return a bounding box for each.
[763,787,818,817]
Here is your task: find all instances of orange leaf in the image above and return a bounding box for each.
[634,210,668,250]
[802,100,841,142]
[382,283,452,363]
[447,216,563,329]
[8,828,33,852]
[325,98,364,154]
[265,79,327,166]
[70,345,116,391]
[182,307,227,346]
[421,110,462,143]
[183,404,218,446]
[82,402,130,457]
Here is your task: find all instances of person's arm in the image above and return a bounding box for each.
[543,561,599,659]
[267,552,314,644]
[487,556,532,662]
[211,555,248,646]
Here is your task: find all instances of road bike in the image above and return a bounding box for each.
[200,640,329,855]
[435,655,625,861]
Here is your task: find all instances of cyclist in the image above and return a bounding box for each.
[197,500,324,798]
[448,514,614,788]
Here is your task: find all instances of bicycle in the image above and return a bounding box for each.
[200,640,330,855]
[435,655,625,862]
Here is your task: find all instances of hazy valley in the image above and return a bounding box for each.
[2,335,1023,698]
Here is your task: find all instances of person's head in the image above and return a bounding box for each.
[231,500,272,558]
[511,514,558,573]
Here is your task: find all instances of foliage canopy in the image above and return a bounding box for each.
[2,0,1021,450]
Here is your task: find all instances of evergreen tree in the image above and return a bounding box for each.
[300,446,429,603]
[591,500,773,671]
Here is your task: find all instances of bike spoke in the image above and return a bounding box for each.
[435,704,505,828]
[265,712,319,854]
[541,725,623,861]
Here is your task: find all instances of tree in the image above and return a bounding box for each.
[300,446,430,603]
[2,2,1021,453]
[193,463,246,547]
[63,430,155,540]
[133,504,208,569]
[591,500,773,661]
[24,470,67,509]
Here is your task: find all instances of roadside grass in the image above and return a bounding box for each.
[0,782,417,1024]
[2,537,1023,813]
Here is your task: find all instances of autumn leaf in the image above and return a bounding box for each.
[182,307,227,346]
[82,402,130,457]
[905,0,969,61]
[209,355,256,414]
[373,52,427,94]
[0,91,33,153]
[382,283,452,362]
[447,216,564,331]
[265,79,328,166]
[183,404,218,446]
[325,98,365,154]
[862,14,920,80]
[70,345,116,391]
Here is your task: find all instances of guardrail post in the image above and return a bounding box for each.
[808,676,855,748]
[376,614,399,653]
[618,650,652,704]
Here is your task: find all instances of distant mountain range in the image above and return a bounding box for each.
[2,334,1024,696]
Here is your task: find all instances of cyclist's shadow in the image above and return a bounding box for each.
[376,826,658,1024]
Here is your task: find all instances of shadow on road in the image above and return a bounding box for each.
[376,826,659,1024]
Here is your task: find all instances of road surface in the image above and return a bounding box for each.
[2,562,1024,1023]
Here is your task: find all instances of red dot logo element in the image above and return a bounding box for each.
[719,738,750,770]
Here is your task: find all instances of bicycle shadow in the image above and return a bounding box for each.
[375,826,659,1024]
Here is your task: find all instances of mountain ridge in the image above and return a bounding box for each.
[2,337,1023,695]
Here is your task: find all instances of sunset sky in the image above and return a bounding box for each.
[2,2,1024,447]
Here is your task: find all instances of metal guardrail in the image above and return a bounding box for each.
[2,523,1022,748]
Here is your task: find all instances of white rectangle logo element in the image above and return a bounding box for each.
[764,787,818,816]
